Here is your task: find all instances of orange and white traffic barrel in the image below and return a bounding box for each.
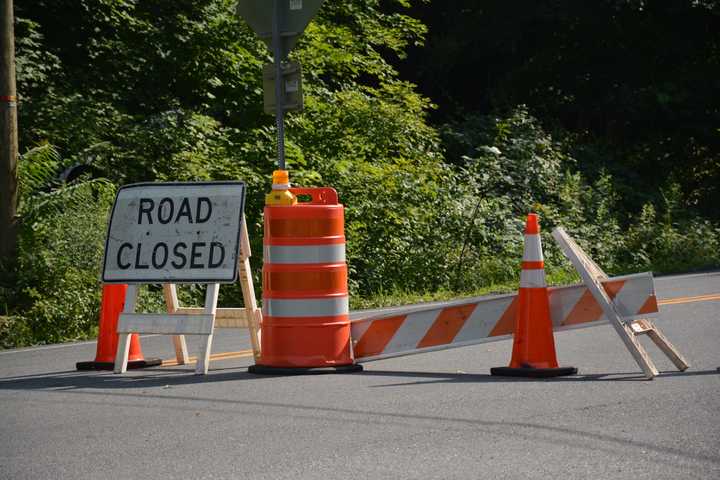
[249,171,362,374]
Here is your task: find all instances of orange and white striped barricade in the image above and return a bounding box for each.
[351,272,659,363]
[249,185,361,374]
[552,227,688,379]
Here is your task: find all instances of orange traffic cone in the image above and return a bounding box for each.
[76,284,161,370]
[491,213,577,378]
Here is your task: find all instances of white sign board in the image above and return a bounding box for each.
[102,182,245,284]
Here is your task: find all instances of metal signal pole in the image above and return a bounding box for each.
[272,0,285,170]
[0,0,18,265]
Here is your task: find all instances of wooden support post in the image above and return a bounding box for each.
[630,319,689,371]
[163,284,189,365]
[553,228,659,379]
[196,283,219,375]
[552,227,689,378]
[239,218,261,360]
[114,285,139,374]
[0,0,19,265]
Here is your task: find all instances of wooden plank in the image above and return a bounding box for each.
[114,285,139,374]
[645,322,690,371]
[172,307,248,327]
[552,227,659,379]
[630,319,653,334]
[214,315,249,328]
[177,307,247,318]
[239,218,262,360]
[163,284,188,364]
[196,283,219,375]
[118,313,215,335]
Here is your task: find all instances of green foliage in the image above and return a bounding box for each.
[5,1,719,349]
[1,146,116,347]
[401,0,720,220]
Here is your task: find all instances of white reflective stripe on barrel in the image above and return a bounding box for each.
[263,244,346,264]
[520,268,547,288]
[263,296,349,317]
[523,234,544,262]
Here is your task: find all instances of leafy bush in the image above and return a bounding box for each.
[5,1,719,348]
[1,145,116,347]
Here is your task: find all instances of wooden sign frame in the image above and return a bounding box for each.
[552,227,688,379]
[114,218,261,375]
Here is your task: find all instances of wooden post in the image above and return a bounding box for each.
[114,285,139,374]
[163,284,189,365]
[239,218,262,360]
[196,283,220,374]
[0,0,19,265]
[553,228,659,379]
[552,227,690,379]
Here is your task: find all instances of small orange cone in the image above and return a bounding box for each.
[491,213,577,378]
[76,284,161,370]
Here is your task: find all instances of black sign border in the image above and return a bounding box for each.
[101,181,246,284]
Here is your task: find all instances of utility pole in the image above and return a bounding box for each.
[0,0,18,267]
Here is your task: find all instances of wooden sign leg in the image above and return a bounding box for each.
[114,285,139,374]
[552,228,659,379]
[630,319,690,371]
[163,284,189,364]
[196,283,219,375]
[647,325,689,371]
[239,218,261,360]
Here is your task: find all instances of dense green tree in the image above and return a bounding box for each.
[2,0,719,348]
[400,0,720,219]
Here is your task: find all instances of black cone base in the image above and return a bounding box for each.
[76,358,163,371]
[490,365,578,378]
[248,363,363,375]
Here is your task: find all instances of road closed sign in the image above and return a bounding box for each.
[102,182,246,284]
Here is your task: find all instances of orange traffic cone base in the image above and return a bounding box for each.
[248,363,363,375]
[76,358,162,371]
[490,365,577,378]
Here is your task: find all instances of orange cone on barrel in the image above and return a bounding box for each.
[249,171,361,374]
[76,284,161,370]
[491,213,577,377]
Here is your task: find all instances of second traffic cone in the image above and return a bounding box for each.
[76,284,161,371]
[491,213,577,378]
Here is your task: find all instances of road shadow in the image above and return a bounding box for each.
[360,367,720,387]
[1,365,717,392]
[0,366,267,391]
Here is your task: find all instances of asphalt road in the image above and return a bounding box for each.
[1,272,718,480]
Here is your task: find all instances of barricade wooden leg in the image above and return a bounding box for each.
[163,284,189,365]
[553,228,659,379]
[172,336,189,365]
[239,218,262,361]
[114,285,139,374]
[647,326,689,371]
[619,323,659,379]
[632,319,689,371]
[240,257,261,360]
[196,283,219,375]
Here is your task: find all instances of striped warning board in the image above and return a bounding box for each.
[350,272,657,362]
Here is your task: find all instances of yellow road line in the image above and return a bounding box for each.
[159,292,720,367]
[658,293,720,306]
[162,348,254,367]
